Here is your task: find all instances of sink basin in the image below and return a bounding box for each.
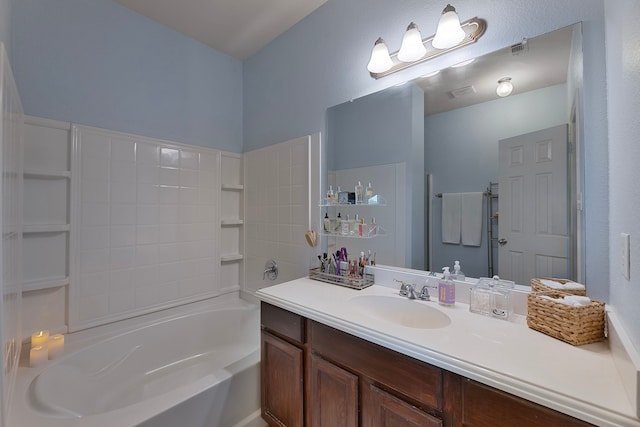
[349,295,451,329]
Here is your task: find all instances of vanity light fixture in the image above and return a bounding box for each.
[496,77,514,97]
[367,4,486,79]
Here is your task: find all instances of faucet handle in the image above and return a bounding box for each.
[418,285,431,301]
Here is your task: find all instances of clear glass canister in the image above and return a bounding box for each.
[469,276,515,320]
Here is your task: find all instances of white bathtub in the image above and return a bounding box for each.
[9,295,266,427]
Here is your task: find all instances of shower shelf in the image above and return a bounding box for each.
[221,253,243,262]
[221,219,244,226]
[24,169,71,179]
[23,224,70,233]
[221,184,244,191]
[23,276,70,292]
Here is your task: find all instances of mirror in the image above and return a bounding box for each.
[326,23,583,286]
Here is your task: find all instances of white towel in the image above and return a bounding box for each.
[461,192,483,246]
[540,279,585,291]
[441,193,461,244]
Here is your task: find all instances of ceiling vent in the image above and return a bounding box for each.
[511,38,529,55]
[449,85,477,99]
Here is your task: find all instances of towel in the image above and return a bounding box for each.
[441,193,461,244]
[461,192,483,246]
[540,295,591,307]
[540,279,585,291]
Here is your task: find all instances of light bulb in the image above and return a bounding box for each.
[496,77,513,97]
[367,38,393,73]
[432,4,466,49]
[398,22,427,63]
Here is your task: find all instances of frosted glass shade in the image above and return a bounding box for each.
[367,38,394,73]
[496,78,513,97]
[397,23,426,63]
[432,5,466,49]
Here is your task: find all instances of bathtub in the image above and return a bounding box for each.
[9,295,266,427]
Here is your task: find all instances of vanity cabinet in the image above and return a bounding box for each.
[260,302,595,427]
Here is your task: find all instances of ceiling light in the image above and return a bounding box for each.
[432,4,466,49]
[398,23,427,62]
[496,77,514,97]
[367,38,394,73]
[367,4,485,79]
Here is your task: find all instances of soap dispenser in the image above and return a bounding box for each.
[452,261,465,282]
[438,267,455,306]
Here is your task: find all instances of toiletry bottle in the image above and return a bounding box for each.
[326,185,335,204]
[350,214,360,235]
[355,181,364,204]
[369,217,377,236]
[335,212,342,233]
[358,217,368,237]
[323,212,331,233]
[365,182,374,202]
[341,214,350,235]
[438,267,455,306]
[453,261,465,282]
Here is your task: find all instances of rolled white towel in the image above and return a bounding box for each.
[539,295,591,307]
[540,279,585,291]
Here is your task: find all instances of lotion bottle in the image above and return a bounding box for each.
[438,267,455,306]
[323,212,331,233]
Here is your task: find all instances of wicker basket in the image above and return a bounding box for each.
[526,291,605,346]
[530,277,586,296]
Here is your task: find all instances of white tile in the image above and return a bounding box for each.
[291,142,308,165]
[110,204,136,225]
[81,226,109,250]
[158,243,179,263]
[291,165,307,186]
[182,277,212,295]
[278,205,292,225]
[178,223,199,242]
[158,262,182,284]
[179,169,199,188]
[199,169,217,188]
[111,180,136,204]
[82,203,109,226]
[110,160,136,183]
[111,138,135,163]
[278,224,292,244]
[82,135,110,158]
[78,294,109,322]
[196,258,216,277]
[81,179,109,203]
[136,244,158,266]
[137,183,159,204]
[179,187,198,205]
[79,272,110,296]
[159,167,180,186]
[180,150,199,170]
[134,265,159,288]
[179,205,199,224]
[110,246,135,269]
[109,268,135,291]
[110,225,136,247]
[137,205,158,225]
[278,165,291,187]
[198,187,215,205]
[137,143,160,165]
[80,249,109,274]
[108,289,135,314]
[291,204,307,226]
[137,164,159,184]
[291,185,306,205]
[158,224,179,243]
[159,185,179,204]
[200,152,217,171]
[279,187,291,206]
[158,205,179,224]
[137,225,159,245]
[160,147,179,167]
[81,155,109,183]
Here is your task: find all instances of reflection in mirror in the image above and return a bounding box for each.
[326,23,584,287]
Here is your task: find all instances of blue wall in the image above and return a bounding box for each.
[426,84,569,279]
[11,0,243,152]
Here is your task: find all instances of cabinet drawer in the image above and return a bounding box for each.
[462,379,595,427]
[261,302,305,344]
[310,320,442,410]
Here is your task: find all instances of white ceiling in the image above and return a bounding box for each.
[113,0,328,60]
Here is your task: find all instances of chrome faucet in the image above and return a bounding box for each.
[396,280,431,301]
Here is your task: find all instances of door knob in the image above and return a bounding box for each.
[498,238,507,246]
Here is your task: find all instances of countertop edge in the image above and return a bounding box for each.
[257,289,640,427]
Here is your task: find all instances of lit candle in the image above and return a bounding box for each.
[48,334,65,359]
[29,345,48,367]
[31,330,50,348]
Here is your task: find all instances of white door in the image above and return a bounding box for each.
[498,125,568,286]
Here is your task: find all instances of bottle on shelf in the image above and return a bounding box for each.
[365,182,374,202]
[355,181,364,204]
[335,212,342,233]
[326,185,335,204]
[323,212,331,233]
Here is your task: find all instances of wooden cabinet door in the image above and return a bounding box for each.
[310,354,359,427]
[261,331,304,427]
[362,382,443,427]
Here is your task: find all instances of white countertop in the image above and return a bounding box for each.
[256,277,640,427]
